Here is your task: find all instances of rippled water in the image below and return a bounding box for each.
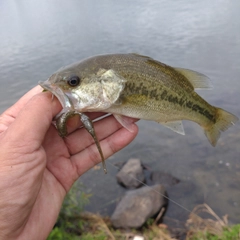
[1,0,240,225]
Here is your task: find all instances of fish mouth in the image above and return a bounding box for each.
[38,80,73,110]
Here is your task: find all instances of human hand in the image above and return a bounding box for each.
[0,86,138,240]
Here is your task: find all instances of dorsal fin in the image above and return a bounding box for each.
[131,53,152,59]
[131,54,212,90]
[174,67,212,90]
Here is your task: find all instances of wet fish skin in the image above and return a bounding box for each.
[39,53,238,148]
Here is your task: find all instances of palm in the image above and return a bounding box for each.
[0,86,138,240]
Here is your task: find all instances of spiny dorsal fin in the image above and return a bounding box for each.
[174,67,212,90]
[131,53,152,59]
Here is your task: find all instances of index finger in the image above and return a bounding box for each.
[6,92,62,149]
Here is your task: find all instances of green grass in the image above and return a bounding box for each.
[47,183,240,240]
[47,182,91,240]
[189,224,240,240]
[47,227,80,240]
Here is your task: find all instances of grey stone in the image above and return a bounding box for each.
[111,184,167,228]
[116,158,145,189]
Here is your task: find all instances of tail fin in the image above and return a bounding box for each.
[204,108,238,146]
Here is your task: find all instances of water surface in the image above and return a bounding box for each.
[1,0,240,225]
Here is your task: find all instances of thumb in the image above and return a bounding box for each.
[6,92,62,149]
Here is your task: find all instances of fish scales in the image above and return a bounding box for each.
[39,53,238,172]
[87,55,215,124]
[81,54,194,91]
[71,54,209,122]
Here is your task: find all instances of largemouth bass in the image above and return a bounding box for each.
[39,53,238,173]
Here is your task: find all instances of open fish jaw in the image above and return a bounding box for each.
[39,80,73,110]
[39,79,108,173]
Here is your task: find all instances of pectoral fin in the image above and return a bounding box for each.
[113,114,136,133]
[160,121,185,135]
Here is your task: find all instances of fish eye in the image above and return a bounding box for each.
[67,75,80,87]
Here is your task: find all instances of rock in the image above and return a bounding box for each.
[111,184,167,228]
[167,181,195,198]
[116,158,145,189]
[151,171,180,189]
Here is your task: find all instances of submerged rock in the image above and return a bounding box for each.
[151,171,180,189]
[111,184,167,228]
[116,158,145,189]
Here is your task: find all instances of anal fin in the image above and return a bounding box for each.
[160,121,185,135]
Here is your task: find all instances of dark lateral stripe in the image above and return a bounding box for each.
[126,83,215,121]
[159,90,214,121]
